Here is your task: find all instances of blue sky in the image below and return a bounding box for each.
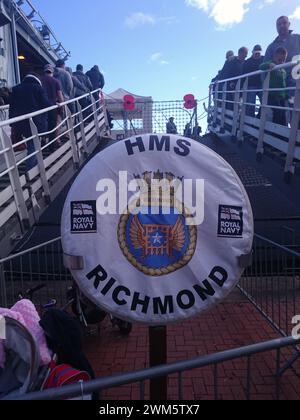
[34,0,300,102]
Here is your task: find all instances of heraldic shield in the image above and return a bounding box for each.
[118,171,197,277]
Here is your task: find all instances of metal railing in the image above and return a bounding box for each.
[1,233,300,400]
[0,237,71,309]
[0,88,108,254]
[239,234,300,338]
[7,335,300,400]
[10,0,70,60]
[208,60,300,177]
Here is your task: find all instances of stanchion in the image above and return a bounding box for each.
[149,326,167,400]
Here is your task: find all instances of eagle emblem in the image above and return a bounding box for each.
[130,215,186,260]
[118,171,197,277]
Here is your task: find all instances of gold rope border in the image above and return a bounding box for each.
[118,200,197,277]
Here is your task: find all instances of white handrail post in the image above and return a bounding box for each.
[213,83,219,129]
[65,106,79,169]
[256,72,270,158]
[232,79,241,138]
[101,94,111,137]
[220,82,227,133]
[77,102,88,158]
[0,128,29,231]
[90,93,101,139]
[207,84,213,130]
[284,77,300,179]
[29,118,51,205]
[238,77,248,143]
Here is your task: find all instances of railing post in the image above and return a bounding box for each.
[66,106,80,169]
[29,118,51,205]
[232,79,241,138]
[77,102,89,158]
[213,83,219,128]
[220,82,227,133]
[238,77,248,142]
[0,128,29,231]
[0,263,7,308]
[284,77,300,179]
[256,72,270,158]
[90,93,101,139]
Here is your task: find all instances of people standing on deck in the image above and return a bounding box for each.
[40,65,64,152]
[221,47,249,110]
[166,117,178,135]
[65,66,87,114]
[86,65,105,100]
[9,74,52,170]
[243,45,264,117]
[260,47,288,127]
[54,60,73,102]
[265,16,300,89]
[73,65,93,118]
[212,50,236,102]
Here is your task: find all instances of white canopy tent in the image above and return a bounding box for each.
[104,88,153,139]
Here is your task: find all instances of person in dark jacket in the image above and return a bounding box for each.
[89,65,105,89]
[260,47,289,126]
[40,64,64,152]
[73,65,93,92]
[166,117,178,134]
[265,16,300,92]
[221,47,248,110]
[243,45,264,117]
[9,74,51,170]
[86,65,105,99]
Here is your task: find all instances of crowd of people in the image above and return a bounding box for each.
[166,117,202,141]
[1,60,105,169]
[212,15,300,127]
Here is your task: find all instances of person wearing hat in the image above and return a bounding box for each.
[166,117,178,135]
[41,64,64,152]
[243,45,265,117]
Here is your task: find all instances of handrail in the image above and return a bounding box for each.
[0,88,103,128]
[254,234,300,258]
[8,335,300,400]
[210,59,300,86]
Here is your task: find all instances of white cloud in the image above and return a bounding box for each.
[258,0,275,11]
[290,6,300,20]
[186,0,253,27]
[150,52,169,65]
[125,13,177,29]
[125,12,155,28]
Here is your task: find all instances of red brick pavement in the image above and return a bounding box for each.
[84,294,300,401]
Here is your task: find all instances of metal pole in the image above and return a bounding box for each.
[29,118,51,204]
[238,77,248,142]
[65,106,79,168]
[149,326,167,400]
[284,77,300,179]
[10,11,21,84]
[0,128,29,231]
[256,72,270,157]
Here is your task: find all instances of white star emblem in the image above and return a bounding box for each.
[152,232,163,245]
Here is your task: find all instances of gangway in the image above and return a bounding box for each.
[208,60,300,179]
[0,89,109,258]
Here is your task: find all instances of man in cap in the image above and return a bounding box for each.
[265,16,300,95]
[166,117,178,135]
[41,64,64,151]
[243,45,264,117]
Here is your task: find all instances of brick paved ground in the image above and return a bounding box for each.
[84,290,300,400]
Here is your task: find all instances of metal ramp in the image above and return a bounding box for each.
[0,90,109,258]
